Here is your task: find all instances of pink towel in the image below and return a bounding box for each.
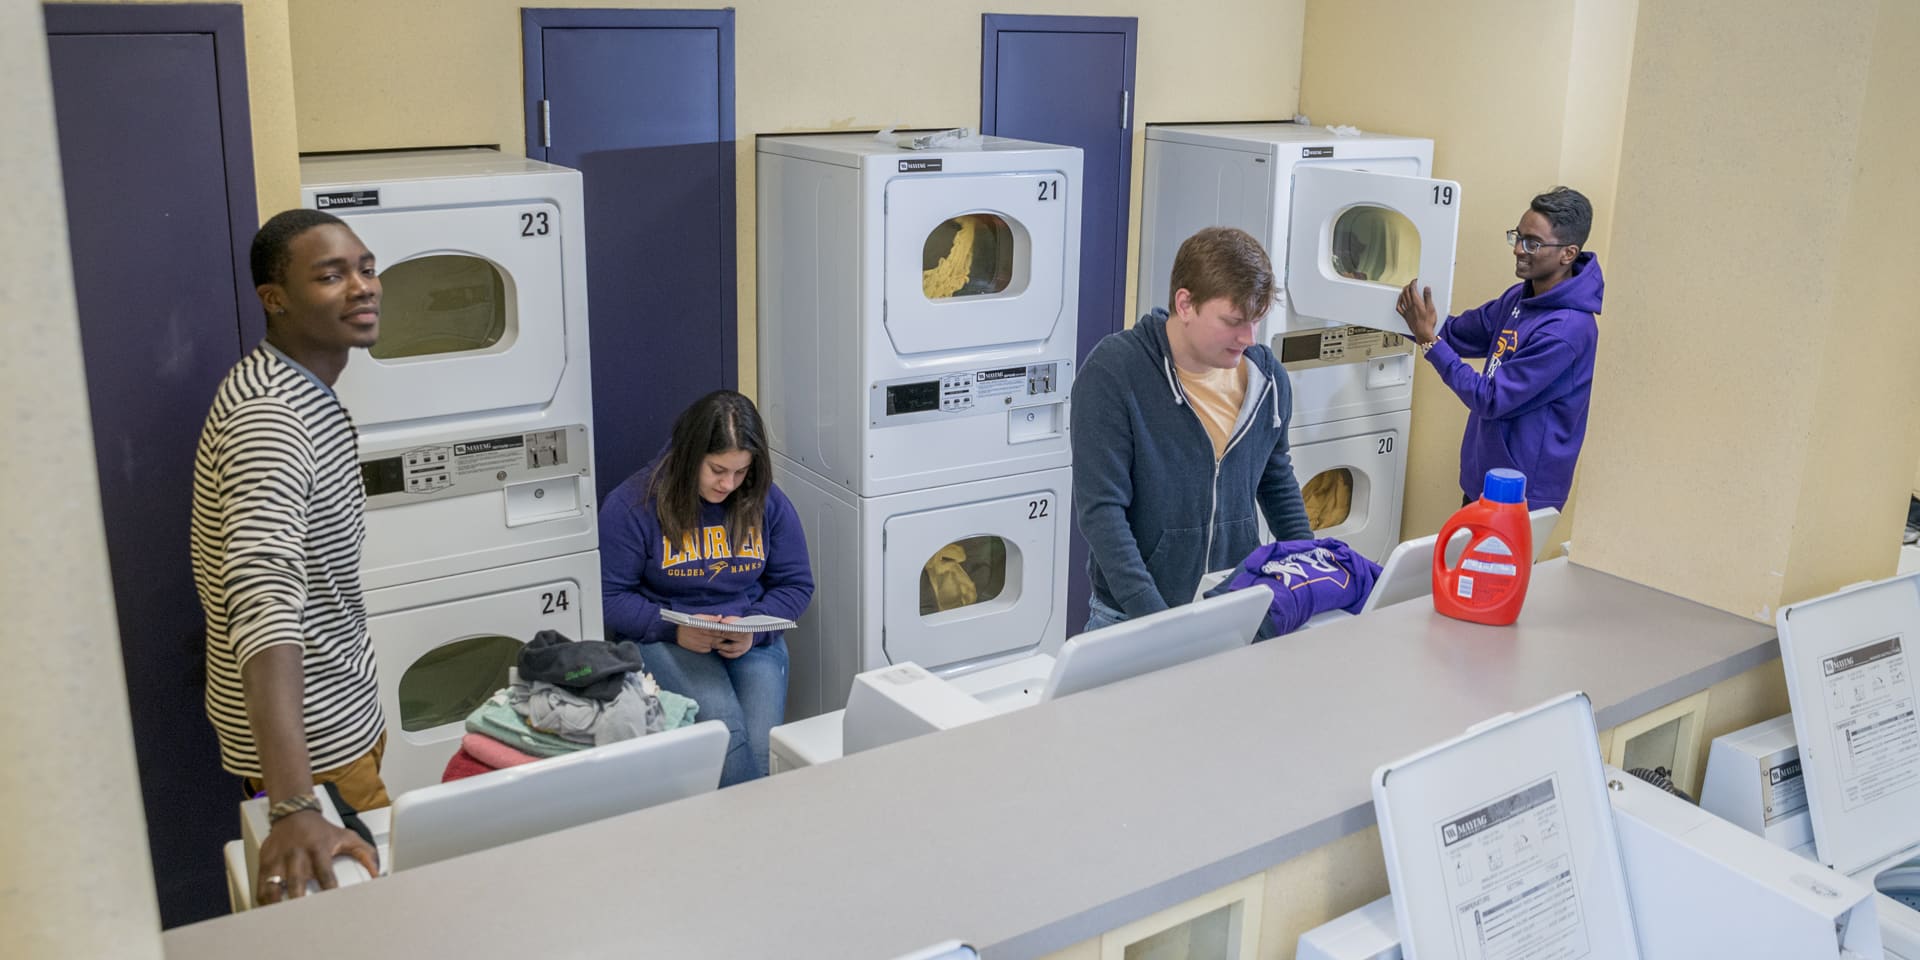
[441,748,493,783]
[462,732,541,769]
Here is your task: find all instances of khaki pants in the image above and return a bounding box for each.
[247,734,391,812]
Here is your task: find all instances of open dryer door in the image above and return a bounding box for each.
[1286,166,1461,337]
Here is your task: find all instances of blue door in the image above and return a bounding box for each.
[523,10,735,498]
[982,15,1137,633]
[46,3,259,927]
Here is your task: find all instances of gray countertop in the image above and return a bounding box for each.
[162,560,1777,959]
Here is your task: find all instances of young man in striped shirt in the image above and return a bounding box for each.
[190,209,385,904]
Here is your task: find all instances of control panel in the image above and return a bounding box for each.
[871,360,1072,429]
[1277,326,1414,370]
[360,424,590,511]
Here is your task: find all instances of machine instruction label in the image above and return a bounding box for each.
[1821,634,1919,812]
[314,189,379,209]
[1763,756,1807,826]
[1437,776,1591,960]
[973,366,1027,400]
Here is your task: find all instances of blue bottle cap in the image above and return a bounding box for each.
[1481,468,1527,504]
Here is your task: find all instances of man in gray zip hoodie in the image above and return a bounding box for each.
[1073,227,1313,631]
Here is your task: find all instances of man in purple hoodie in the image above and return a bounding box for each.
[1396,186,1603,511]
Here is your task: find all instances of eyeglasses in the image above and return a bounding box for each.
[1506,230,1574,255]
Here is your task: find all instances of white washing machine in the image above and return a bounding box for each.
[1138,122,1461,343]
[777,455,1071,718]
[301,150,602,792]
[756,133,1081,497]
[1277,326,1414,564]
[758,133,1083,719]
[362,552,603,796]
[300,149,597,591]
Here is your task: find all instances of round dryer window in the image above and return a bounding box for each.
[398,634,522,732]
[1329,205,1422,287]
[1302,468,1354,531]
[372,254,510,360]
[921,214,1016,300]
[919,536,1010,616]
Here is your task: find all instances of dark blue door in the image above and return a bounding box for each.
[983,15,1137,634]
[523,10,734,499]
[46,4,260,928]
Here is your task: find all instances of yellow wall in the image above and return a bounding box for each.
[1576,0,1920,616]
[287,0,1309,394]
[45,0,301,221]
[1297,0,1635,545]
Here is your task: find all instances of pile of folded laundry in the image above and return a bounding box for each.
[444,630,700,781]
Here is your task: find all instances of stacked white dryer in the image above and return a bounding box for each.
[301,149,599,794]
[757,133,1082,718]
[1138,123,1463,562]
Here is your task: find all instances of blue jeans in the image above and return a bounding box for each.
[642,635,789,787]
[1082,595,1129,635]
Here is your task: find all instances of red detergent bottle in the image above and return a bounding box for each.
[1432,468,1533,625]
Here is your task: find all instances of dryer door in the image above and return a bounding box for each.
[367,569,588,795]
[330,202,568,429]
[1289,416,1408,565]
[1285,166,1461,338]
[880,483,1063,672]
[884,171,1070,355]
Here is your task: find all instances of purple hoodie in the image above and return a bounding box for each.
[1427,252,1603,509]
[599,463,814,649]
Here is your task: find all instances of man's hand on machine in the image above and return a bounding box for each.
[256,809,378,906]
[1395,278,1439,345]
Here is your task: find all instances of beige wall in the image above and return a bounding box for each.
[1,1,162,955]
[1297,0,1634,546]
[286,0,1309,393]
[45,0,301,220]
[1576,0,1920,617]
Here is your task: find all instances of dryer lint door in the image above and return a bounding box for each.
[1285,166,1462,337]
[369,574,586,795]
[880,484,1063,672]
[331,202,568,429]
[883,170,1071,355]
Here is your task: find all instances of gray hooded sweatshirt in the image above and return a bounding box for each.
[1072,309,1313,619]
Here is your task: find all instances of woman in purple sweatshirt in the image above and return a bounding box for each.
[599,391,814,785]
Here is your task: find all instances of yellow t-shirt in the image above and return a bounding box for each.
[1174,361,1249,460]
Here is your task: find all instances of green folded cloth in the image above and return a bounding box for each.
[465,694,587,759]
[657,689,699,730]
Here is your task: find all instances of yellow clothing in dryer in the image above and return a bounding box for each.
[922,217,978,299]
[921,542,978,613]
[1301,469,1353,530]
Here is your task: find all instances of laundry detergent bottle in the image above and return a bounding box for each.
[1432,468,1533,625]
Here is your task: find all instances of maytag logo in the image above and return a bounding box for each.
[1302,146,1334,159]
[315,190,380,210]
[899,158,943,173]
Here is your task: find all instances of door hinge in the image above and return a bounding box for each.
[539,99,552,149]
[1120,90,1131,130]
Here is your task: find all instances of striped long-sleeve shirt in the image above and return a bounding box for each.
[189,346,383,778]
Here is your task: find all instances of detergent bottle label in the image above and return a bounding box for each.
[1458,535,1520,604]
